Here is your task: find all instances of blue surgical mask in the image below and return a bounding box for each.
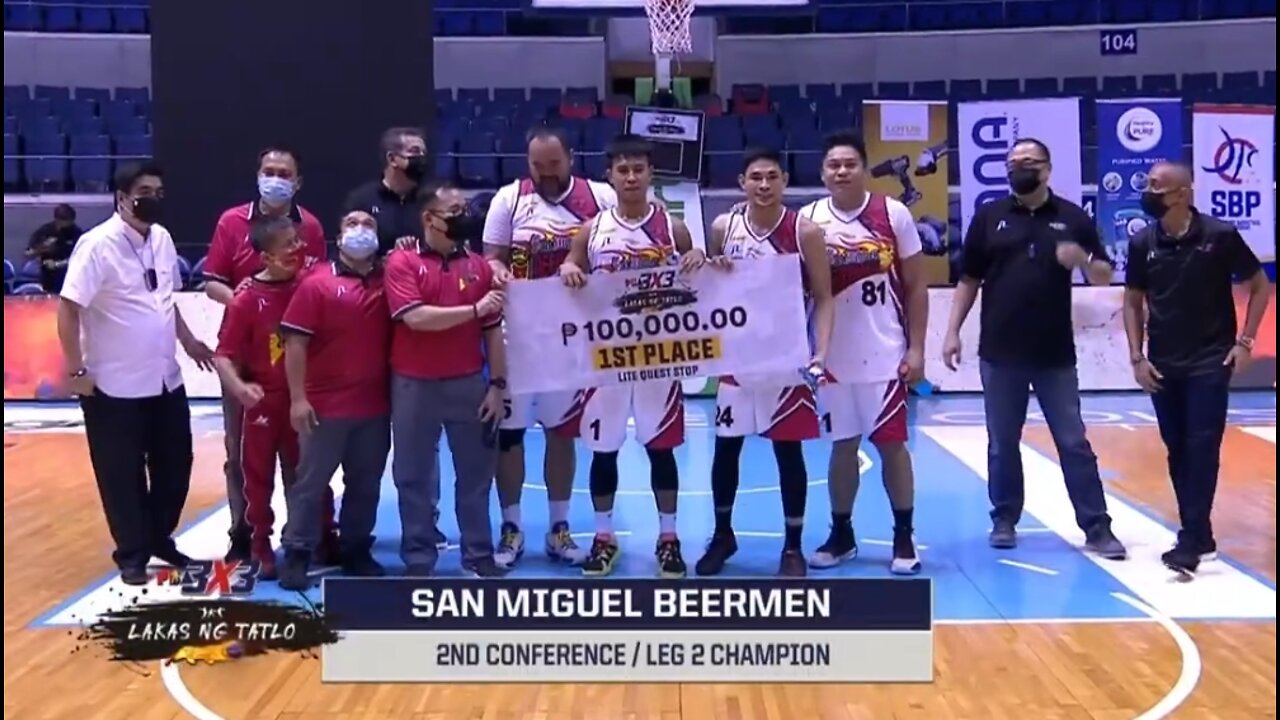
[258,175,295,205]
[339,227,379,259]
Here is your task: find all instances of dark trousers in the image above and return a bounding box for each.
[391,372,496,570]
[282,415,390,554]
[80,385,193,570]
[979,361,1110,532]
[221,387,246,541]
[1149,367,1230,548]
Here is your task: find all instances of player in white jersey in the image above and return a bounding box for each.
[560,134,712,579]
[799,130,928,575]
[483,126,618,568]
[694,147,835,578]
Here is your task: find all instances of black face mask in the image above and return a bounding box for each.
[1008,167,1042,196]
[1140,191,1171,218]
[403,156,428,183]
[129,196,163,224]
[444,213,482,244]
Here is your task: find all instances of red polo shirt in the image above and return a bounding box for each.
[215,277,299,396]
[204,201,327,287]
[280,261,391,419]
[385,246,500,380]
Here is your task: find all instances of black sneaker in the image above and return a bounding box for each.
[342,550,386,577]
[462,557,508,578]
[777,548,806,577]
[582,536,621,577]
[694,531,738,576]
[1162,545,1201,578]
[988,519,1017,549]
[1084,523,1127,560]
[809,524,856,569]
[153,544,191,568]
[278,549,311,591]
[121,566,148,586]
[891,527,922,575]
[225,533,251,563]
[655,537,687,579]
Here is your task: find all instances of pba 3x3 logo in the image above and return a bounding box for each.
[150,559,260,596]
[617,268,697,315]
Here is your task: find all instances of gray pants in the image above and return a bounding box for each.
[391,372,496,569]
[221,387,246,540]
[282,415,391,553]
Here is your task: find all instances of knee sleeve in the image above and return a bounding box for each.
[498,428,526,452]
[711,436,745,508]
[647,448,679,491]
[589,451,620,497]
[773,440,808,519]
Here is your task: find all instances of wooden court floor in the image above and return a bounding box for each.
[4,426,1276,720]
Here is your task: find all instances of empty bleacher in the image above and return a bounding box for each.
[3,0,1274,36]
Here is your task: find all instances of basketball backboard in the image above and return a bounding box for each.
[624,106,705,184]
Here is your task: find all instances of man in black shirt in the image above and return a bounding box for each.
[343,127,430,256]
[26,203,83,293]
[942,138,1126,559]
[1122,161,1269,576]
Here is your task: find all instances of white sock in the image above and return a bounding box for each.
[502,505,521,526]
[595,511,613,537]
[659,513,677,536]
[549,501,570,525]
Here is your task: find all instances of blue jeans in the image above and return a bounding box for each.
[979,361,1110,532]
[1149,367,1230,548]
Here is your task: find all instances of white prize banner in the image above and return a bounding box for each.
[1193,104,1276,263]
[504,254,810,396]
[958,97,1083,236]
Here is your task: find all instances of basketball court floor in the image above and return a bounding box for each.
[4,392,1275,719]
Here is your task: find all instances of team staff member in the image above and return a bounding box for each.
[277,210,393,590]
[203,147,328,563]
[57,162,215,584]
[483,126,617,568]
[26,203,83,293]
[942,138,1126,560]
[386,180,508,578]
[1122,161,1270,575]
[344,127,431,256]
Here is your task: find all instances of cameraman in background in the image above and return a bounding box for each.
[26,203,83,293]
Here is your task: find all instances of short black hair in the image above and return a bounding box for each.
[1010,137,1052,162]
[526,124,573,153]
[381,127,426,160]
[53,203,76,222]
[741,147,784,173]
[249,215,296,253]
[415,178,458,211]
[605,134,653,165]
[112,161,163,195]
[258,146,301,172]
[821,130,867,162]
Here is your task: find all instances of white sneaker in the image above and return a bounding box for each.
[494,522,525,568]
[545,522,588,564]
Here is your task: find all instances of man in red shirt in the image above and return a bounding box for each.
[212,216,336,578]
[203,147,329,563]
[275,210,393,590]
[386,180,508,578]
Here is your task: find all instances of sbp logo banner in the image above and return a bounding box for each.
[1194,104,1276,263]
[1095,98,1182,282]
[957,98,1083,237]
[502,254,811,396]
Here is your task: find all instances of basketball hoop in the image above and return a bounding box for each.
[644,0,694,56]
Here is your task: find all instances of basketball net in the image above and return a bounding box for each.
[644,0,694,93]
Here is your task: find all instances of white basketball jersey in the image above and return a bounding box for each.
[587,205,677,273]
[800,194,920,383]
[506,177,615,279]
[721,207,803,261]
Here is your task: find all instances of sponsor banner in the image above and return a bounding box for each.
[3,293,224,401]
[958,98,1083,237]
[1095,99,1183,282]
[861,100,952,285]
[1193,104,1276,263]
[652,180,718,396]
[503,254,810,396]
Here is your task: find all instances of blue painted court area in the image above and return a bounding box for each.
[23,391,1277,627]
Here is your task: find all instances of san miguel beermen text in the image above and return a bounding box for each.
[559,266,746,383]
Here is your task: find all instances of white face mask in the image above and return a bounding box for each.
[339,227,379,259]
